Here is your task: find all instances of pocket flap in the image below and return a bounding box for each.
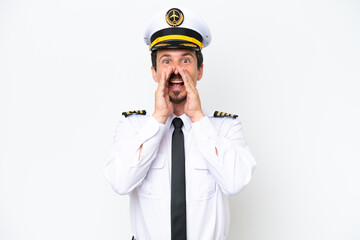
[191,157,209,170]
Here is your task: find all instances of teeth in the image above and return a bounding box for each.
[170,80,183,83]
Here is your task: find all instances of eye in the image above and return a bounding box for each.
[182,58,190,63]
[163,59,170,64]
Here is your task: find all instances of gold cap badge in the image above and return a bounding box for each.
[165,8,184,27]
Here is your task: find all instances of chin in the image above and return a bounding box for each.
[169,92,187,104]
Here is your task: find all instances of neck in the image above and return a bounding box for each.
[172,102,185,117]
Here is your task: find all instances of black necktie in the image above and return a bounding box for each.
[171,118,187,240]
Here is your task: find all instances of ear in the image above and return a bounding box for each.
[151,66,158,83]
[197,64,204,81]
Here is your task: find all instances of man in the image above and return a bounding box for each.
[104,7,256,240]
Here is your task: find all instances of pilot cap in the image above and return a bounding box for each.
[144,8,211,51]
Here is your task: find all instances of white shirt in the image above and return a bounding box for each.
[104,112,256,240]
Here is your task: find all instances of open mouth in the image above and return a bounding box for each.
[169,73,184,87]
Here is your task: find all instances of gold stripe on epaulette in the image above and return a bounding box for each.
[122,110,147,117]
[213,111,238,119]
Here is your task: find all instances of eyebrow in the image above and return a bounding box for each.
[158,54,171,61]
[158,52,195,61]
[181,53,195,58]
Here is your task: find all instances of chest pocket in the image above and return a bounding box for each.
[191,157,217,200]
[138,154,166,199]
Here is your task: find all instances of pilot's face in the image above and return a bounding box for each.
[151,48,203,104]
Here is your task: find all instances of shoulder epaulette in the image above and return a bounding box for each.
[213,111,238,119]
[122,110,146,117]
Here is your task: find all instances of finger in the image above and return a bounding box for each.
[158,67,173,91]
[157,71,167,92]
[180,67,195,88]
[164,67,175,96]
[165,66,174,87]
[178,67,196,92]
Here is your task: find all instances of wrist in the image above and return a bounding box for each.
[190,111,205,122]
[152,112,168,124]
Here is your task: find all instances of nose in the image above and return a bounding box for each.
[170,64,181,75]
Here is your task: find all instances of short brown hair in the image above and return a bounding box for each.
[151,50,203,71]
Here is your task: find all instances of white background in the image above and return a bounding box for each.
[1,0,360,239]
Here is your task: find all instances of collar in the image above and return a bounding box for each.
[166,113,192,132]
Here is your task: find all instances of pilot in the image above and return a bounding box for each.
[104,7,256,240]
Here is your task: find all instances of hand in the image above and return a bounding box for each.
[178,67,205,122]
[152,66,174,123]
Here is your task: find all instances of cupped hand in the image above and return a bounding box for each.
[152,66,174,123]
[178,67,205,122]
